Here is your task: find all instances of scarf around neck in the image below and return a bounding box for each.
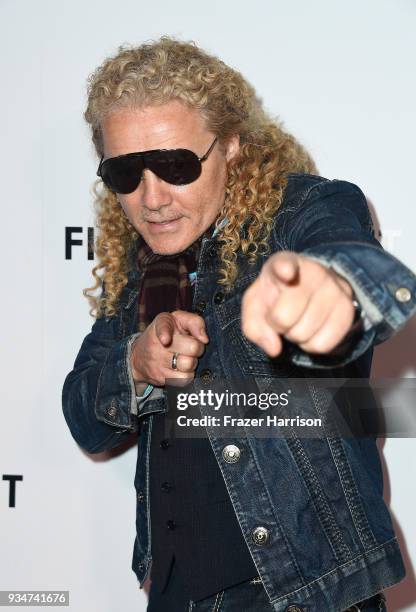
[135,225,214,332]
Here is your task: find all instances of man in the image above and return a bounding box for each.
[62,36,416,611]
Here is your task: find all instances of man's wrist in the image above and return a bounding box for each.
[130,336,145,382]
[135,383,154,402]
[328,295,365,357]
[134,381,149,396]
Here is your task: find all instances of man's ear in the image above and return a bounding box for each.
[225,134,240,163]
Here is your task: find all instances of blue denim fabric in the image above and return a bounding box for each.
[146,560,275,611]
[62,173,416,612]
[189,587,387,612]
[147,560,387,611]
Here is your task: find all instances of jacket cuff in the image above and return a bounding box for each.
[135,384,154,401]
[136,386,165,416]
[285,243,416,368]
[302,243,416,336]
[94,332,141,429]
[119,332,163,416]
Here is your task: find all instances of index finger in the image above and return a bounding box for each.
[241,283,283,356]
[171,310,209,343]
[267,251,300,285]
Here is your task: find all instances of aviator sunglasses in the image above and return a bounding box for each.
[97,137,218,194]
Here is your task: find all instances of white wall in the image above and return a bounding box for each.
[0,0,415,610]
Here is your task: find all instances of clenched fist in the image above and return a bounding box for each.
[241,251,357,357]
[130,310,208,389]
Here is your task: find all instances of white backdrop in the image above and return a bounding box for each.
[1,0,415,610]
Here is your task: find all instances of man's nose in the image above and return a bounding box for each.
[140,169,172,211]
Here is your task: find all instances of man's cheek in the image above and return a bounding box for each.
[171,184,188,194]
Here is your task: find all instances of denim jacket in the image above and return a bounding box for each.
[62,174,416,611]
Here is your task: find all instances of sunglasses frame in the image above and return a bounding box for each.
[96,136,218,193]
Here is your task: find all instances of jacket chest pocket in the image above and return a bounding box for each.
[216,291,297,378]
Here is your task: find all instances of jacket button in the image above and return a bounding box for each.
[222,444,241,463]
[251,526,269,546]
[200,369,213,383]
[161,481,173,492]
[395,287,412,302]
[285,606,304,612]
[107,404,117,418]
[138,562,145,572]
[214,291,225,304]
[194,300,207,315]
[166,519,176,530]
[137,490,145,503]
[160,438,171,449]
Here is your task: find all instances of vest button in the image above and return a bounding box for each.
[222,444,241,463]
[214,291,225,304]
[166,519,176,530]
[137,490,145,502]
[138,562,145,572]
[199,369,213,383]
[194,300,207,315]
[160,438,171,449]
[161,481,173,493]
[395,287,412,302]
[251,526,269,546]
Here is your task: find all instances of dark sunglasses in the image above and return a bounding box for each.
[96,137,218,194]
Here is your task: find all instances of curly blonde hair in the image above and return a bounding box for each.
[83,36,316,318]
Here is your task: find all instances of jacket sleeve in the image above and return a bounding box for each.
[62,309,142,454]
[276,178,416,368]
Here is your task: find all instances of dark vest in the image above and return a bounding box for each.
[148,405,258,601]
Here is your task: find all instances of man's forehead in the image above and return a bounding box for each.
[101,101,210,156]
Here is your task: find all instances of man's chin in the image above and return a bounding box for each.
[142,234,195,256]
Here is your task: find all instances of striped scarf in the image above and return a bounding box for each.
[136,230,210,332]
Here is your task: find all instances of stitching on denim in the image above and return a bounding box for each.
[211,589,224,612]
[124,288,139,309]
[285,433,351,564]
[240,435,306,593]
[254,391,351,563]
[309,383,378,551]
[269,536,399,605]
[94,345,126,429]
[122,334,140,428]
[126,333,142,417]
[327,434,378,550]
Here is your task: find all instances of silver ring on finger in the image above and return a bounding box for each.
[171,352,179,370]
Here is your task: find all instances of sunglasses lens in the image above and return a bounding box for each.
[100,155,143,194]
[99,148,204,192]
[147,149,201,185]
